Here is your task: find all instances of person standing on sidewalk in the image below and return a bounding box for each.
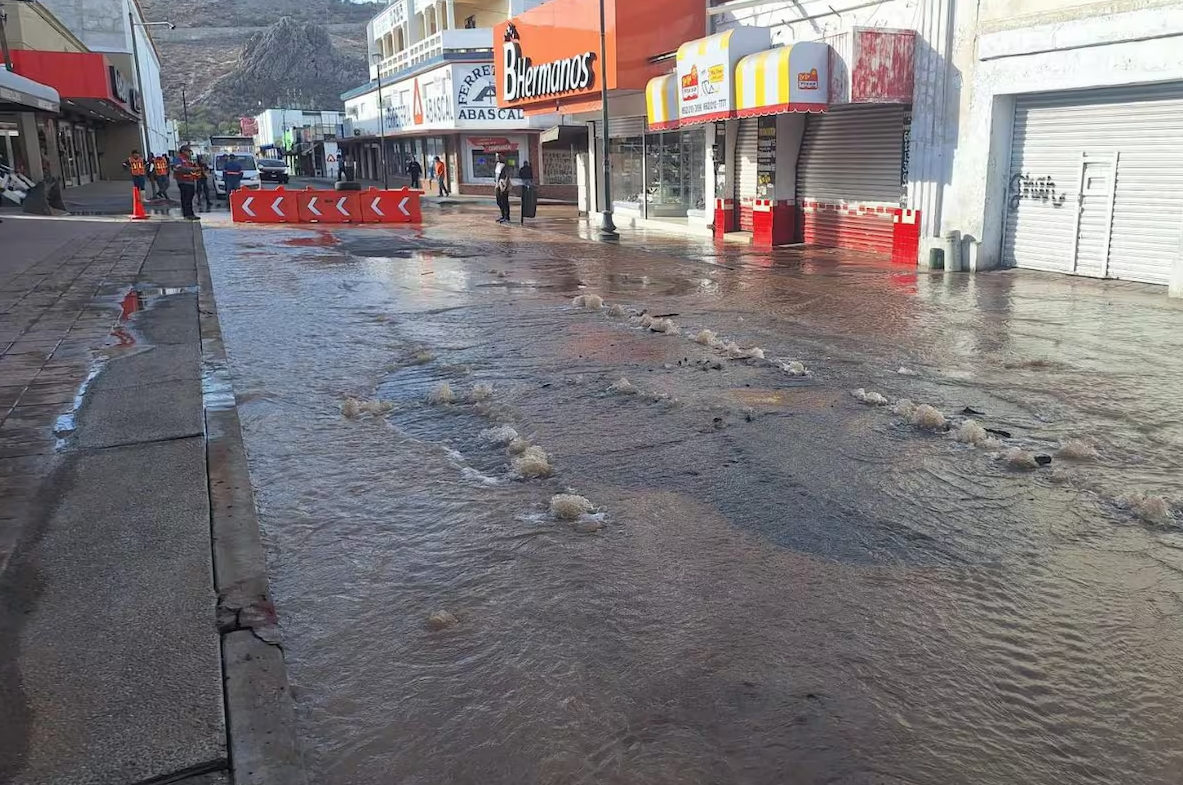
[494,154,512,224]
[517,159,535,225]
[172,146,201,220]
[123,150,148,195]
[195,156,212,211]
[153,153,172,202]
[406,157,422,190]
[433,156,450,197]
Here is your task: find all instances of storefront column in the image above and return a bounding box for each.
[17,113,44,181]
[714,120,738,237]
[42,119,62,181]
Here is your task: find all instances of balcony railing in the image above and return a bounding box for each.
[374,28,494,78]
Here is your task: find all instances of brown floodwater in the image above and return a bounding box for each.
[203,208,1183,785]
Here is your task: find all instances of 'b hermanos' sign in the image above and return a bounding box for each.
[500,24,595,104]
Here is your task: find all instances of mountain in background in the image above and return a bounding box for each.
[140,0,381,141]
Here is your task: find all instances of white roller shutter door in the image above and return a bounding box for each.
[796,104,904,254]
[734,118,759,231]
[1004,84,1183,285]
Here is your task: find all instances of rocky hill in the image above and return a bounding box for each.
[142,0,379,140]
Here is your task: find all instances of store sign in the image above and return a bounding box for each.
[501,24,595,103]
[467,136,516,153]
[455,64,527,126]
[108,65,131,106]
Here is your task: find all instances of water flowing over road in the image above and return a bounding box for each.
[203,209,1183,785]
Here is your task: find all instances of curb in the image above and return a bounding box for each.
[194,225,309,785]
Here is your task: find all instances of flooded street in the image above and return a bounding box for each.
[202,208,1183,785]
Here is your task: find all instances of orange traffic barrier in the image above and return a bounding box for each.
[231,186,422,225]
[360,187,422,223]
[230,187,300,223]
[130,187,149,220]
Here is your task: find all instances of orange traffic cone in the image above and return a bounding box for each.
[130,186,149,220]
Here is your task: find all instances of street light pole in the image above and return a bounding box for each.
[181,85,189,146]
[371,54,389,189]
[598,0,616,235]
[127,14,174,156]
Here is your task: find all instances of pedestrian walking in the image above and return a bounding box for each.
[196,156,212,211]
[433,156,450,197]
[494,154,512,224]
[123,150,148,194]
[172,146,201,220]
[222,154,244,201]
[406,158,422,189]
[517,159,536,225]
[153,153,171,201]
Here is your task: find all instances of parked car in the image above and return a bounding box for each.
[213,153,261,199]
[258,158,290,184]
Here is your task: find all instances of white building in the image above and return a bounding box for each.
[340,0,580,199]
[37,0,172,154]
[943,0,1183,295]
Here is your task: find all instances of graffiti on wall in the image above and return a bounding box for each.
[1008,173,1068,210]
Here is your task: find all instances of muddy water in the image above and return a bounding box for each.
[203,212,1183,785]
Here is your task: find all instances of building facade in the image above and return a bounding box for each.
[340,0,580,199]
[253,109,346,179]
[3,1,145,186]
[943,0,1183,295]
[37,0,171,155]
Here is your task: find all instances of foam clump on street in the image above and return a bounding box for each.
[571,294,588,308]
[1004,448,1040,470]
[609,377,639,395]
[1119,492,1174,526]
[892,398,917,418]
[781,361,808,376]
[341,398,361,418]
[851,388,888,406]
[470,383,494,401]
[910,404,947,430]
[507,436,531,455]
[585,294,604,310]
[608,304,626,317]
[1058,439,1098,461]
[427,382,456,404]
[479,424,519,445]
[427,610,458,631]
[954,419,989,446]
[550,493,595,521]
[513,446,553,478]
[695,329,716,346]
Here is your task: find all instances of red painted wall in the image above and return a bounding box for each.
[851,29,915,104]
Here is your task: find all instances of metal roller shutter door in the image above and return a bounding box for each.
[1004,85,1183,285]
[735,118,759,231]
[593,117,647,139]
[796,104,904,254]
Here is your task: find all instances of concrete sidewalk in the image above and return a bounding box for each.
[0,213,303,784]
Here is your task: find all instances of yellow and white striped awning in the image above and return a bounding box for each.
[675,26,772,124]
[735,41,831,118]
[645,73,679,131]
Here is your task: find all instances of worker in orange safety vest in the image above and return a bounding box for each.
[122,150,148,194]
[153,153,172,202]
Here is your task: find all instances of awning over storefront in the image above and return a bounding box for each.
[645,73,679,131]
[675,26,771,125]
[735,42,830,117]
[0,67,60,114]
[10,51,139,122]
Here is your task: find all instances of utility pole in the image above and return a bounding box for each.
[597,0,616,234]
[371,53,388,188]
[181,85,189,146]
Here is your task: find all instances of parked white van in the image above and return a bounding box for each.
[213,153,262,200]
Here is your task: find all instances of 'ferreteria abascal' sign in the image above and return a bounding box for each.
[501,23,595,103]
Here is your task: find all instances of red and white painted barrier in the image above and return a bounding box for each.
[799,200,897,256]
[231,186,421,225]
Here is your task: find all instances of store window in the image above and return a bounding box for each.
[608,135,644,209]
[469,143,520,180]
[644,128,706,217]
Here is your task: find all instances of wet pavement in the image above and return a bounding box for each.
[201,207,1183,785]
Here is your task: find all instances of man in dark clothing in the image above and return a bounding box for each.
[406,158,422,189]
[222,154,244,200]
[196,156,212,210]
[517,160,535,224]
[172,146,201,220]
[494,154,512,224]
